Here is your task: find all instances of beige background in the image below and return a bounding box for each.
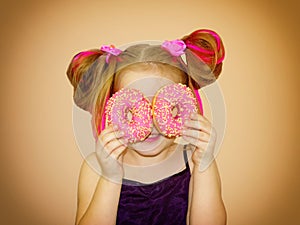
[0,0,299,224]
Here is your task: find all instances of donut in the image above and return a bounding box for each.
[152,83,198,137]
[104,88,152,143]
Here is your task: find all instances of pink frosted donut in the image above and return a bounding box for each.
[153,83,198,137]
[105,88,152,143]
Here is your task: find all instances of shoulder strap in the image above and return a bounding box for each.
[183,145,190,171]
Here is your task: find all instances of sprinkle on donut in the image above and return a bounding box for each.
[153,83,198,137]
[105,88,152,143]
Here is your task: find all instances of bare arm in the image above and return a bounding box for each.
[76,125,127,225]
[75,160,122,225]
[182,113,226,225]
[189,160,226,225]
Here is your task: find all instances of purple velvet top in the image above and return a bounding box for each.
[116,148,191,225]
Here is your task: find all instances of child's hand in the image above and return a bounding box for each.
[181,113,217,171]
[95,125,127,183]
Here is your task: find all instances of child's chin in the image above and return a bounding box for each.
[129,137,174,156]
[129,138,164,154]
[135,148,164,157]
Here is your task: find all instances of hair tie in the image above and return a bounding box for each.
[100,45,122,63]
[161,39,186,57]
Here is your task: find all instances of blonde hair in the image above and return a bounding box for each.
[66,29,225,138]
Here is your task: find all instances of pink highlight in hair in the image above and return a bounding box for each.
[216,54,225,64]
[72,51,97,76]
[186,42,224,64]
[185,42,215,54]
[99,96,110,133]
[198,29,221,51]
[91,112,105,140]
[100,110,106,132]
[185,29,225,64]
[199,29,225,64]
[73,51,95,61]
[194,89,203,115]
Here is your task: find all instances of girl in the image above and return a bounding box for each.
[67,29,226,225]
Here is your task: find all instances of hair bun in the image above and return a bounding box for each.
[66,49,103,111]
[181,29,225,84]
[67,50,103,89]
[182,29,225,65]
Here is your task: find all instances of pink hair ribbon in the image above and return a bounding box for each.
[100,45,122,63]
[161,39,186,57]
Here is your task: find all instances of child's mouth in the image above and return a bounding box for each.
[144,133,160,142]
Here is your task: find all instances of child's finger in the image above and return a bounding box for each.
[183,119,211,134]
[189,113,210,123]
[181,135,207,149]
[98,125,116,137]
[104,138,127,155]
[110,145,127,160]
[102,130,125,145]
[181,129,209,142]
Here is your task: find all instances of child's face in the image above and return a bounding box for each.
[115,66,186,155]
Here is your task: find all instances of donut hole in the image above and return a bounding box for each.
[126,109,134,122]
[171,105,180,118]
